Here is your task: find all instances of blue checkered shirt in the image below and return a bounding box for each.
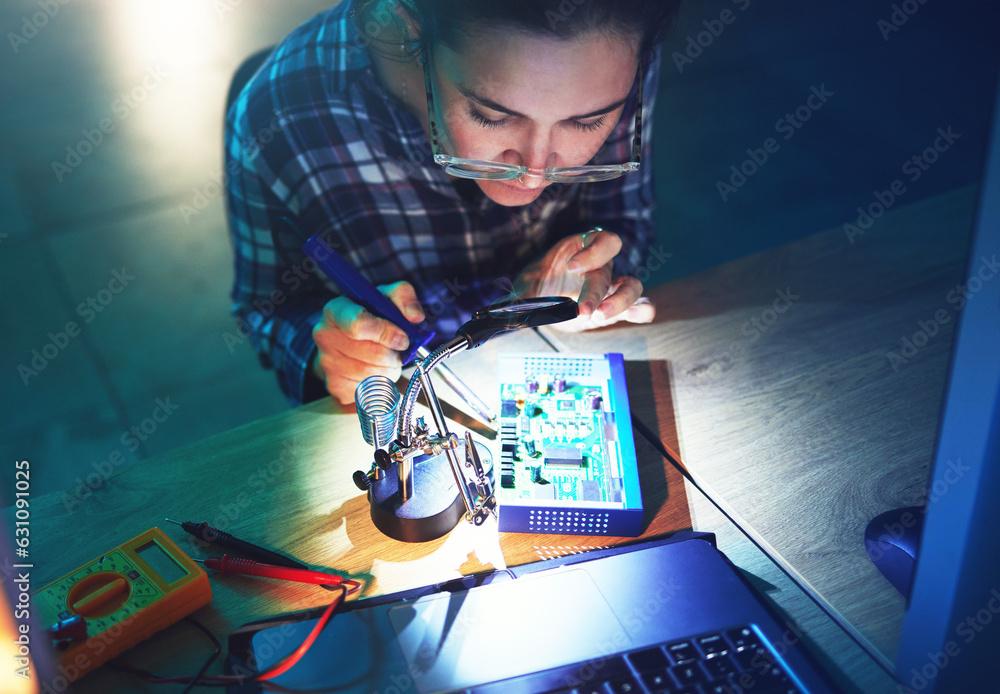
[225,1,661,404]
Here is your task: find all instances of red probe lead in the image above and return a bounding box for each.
[197,555,354,587]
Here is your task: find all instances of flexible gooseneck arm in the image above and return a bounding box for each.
[395,336,468,447]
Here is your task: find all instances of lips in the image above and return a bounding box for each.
[500,181,543,194]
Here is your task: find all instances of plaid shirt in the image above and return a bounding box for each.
[225,1,661,405]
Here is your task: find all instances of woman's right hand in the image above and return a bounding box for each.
[311,281,426,406]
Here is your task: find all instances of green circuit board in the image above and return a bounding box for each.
[496,358,624,506]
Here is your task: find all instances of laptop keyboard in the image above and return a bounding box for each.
[469,625,803,694]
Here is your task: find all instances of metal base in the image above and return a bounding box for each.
[368,440,492,543]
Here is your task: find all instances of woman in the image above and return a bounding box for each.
[225,0,680,405]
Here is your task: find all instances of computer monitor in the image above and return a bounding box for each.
[891,60,1000,693]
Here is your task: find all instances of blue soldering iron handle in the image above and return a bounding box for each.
[301,234,435,365]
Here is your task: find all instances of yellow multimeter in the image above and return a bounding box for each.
[35,527,212,683]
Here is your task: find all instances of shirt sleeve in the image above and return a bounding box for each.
[225,104,330,406]
[574,46,662,278]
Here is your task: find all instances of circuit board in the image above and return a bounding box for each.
[495,353,642,536]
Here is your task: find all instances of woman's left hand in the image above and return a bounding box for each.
[514,228,655,331]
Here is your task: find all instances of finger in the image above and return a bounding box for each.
[321,297,410,351]
[576,262,613,316]
[567,230,622,275]
[624,296,655,323]
[381,281,425,324]
[317,352,403,404]
[313,323,405,370]
[590,297,655,327]
[593,275,644,322]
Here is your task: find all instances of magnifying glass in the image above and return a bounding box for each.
[456,296,579,349]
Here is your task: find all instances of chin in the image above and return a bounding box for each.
[477,179,550,207]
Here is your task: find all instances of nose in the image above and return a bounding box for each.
[517,168,547,189]
[514,127,556,188]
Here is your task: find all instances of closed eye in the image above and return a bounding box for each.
[572,115,607,133]
[469,107,508,129]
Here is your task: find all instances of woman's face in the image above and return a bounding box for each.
[427,29,639,207]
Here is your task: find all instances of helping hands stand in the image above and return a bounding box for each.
[351,297,579,542]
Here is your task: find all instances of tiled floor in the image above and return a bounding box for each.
[2,0,998,506]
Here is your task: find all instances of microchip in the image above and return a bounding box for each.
[557,398,576,411]
[607,477,623,503]
[579,479,602,502]
[543,446,584,467]
[501,400,518,418]
[533,482,556,500]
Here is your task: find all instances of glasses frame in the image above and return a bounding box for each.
[421,48,643,183]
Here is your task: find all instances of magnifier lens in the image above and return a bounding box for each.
[458,297,578,348]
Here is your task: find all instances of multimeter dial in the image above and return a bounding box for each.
[37,549,163,627]
[34,528,211,683]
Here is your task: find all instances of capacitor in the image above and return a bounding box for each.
[588,393,603,411]
[554,375,566,393]
[526,378,538,394]
[538,373,550,395]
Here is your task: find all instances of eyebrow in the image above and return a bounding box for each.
[456,85,629,121]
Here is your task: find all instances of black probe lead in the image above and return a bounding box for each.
[165,519,308,570]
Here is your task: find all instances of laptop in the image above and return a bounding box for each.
[230,532,838,693]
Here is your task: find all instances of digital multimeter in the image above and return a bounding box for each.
[35,527,212,683]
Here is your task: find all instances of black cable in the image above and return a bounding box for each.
[180,617,222,694]
[531,326,560,352]
[628,413,898,679]
[107,616,224,689]
[529,322,896,677]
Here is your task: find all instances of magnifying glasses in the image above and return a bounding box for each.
[456,296,579,349]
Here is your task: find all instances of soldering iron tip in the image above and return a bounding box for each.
[164,518,183,525]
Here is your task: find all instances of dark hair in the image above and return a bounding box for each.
[355,0,682,61]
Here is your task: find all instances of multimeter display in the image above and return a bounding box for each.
[136,541,187,584]
[35,527,211,683]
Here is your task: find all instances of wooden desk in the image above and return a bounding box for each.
[7,328,694,693]
[5,187,974,693]
[542,186,977,691]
